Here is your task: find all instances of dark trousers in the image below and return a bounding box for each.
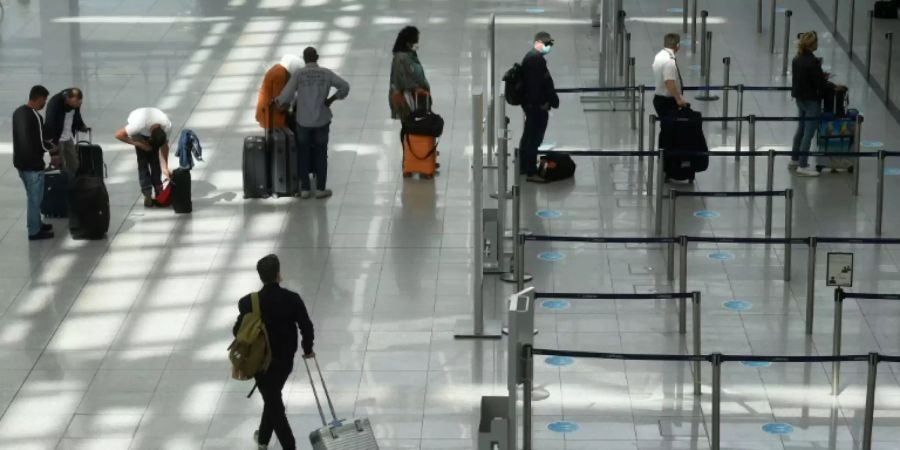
[134,146,162,197]
[653,95,678,118]
[256,359,295,450]
[518,107,549,176]
[296,123,330,191]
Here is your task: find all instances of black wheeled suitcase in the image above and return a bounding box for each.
[70,176,109,240]
[171,168,192,214]
[270,127,299,196]
[660,107,709,182]
[41,169,69,218]
[822,83,848,116]
[76,128,106,179]
[243,136,269,198]
[304,357,379,450]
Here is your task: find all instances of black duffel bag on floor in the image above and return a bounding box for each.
[538,152,576,182]
[874,0,898,19]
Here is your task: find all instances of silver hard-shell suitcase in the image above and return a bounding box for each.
[305,357,379,450]
[270,127,299,196]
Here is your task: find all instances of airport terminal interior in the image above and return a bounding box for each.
[2,0,900,449]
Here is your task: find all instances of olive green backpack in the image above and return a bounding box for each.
[228,292,272,385]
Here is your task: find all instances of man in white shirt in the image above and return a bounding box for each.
[652,33,687,117]
[114,107,172,207]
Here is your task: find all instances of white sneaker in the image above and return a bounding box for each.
[300,190,312,199]
[795,167,820,177]
[788,160,800,169]
[315,189,332,199]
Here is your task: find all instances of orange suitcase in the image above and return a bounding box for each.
[402,134,437,178]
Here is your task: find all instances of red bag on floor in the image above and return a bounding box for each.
[155,182,172,207]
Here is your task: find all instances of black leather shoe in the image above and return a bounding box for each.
[28,230,55,241]
[41,223,53,232]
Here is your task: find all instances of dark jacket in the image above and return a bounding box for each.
[44,89,87,145]
[521,49,560,109]
[233,283,314,361]
[791,52,827,102]
[12,105,49,171]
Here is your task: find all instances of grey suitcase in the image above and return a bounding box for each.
[270,127,299,196]
[305,357,379,450]
[242,135,269,198]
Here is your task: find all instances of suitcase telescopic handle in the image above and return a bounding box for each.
[303,356,340,426]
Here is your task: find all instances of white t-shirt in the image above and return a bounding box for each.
[652,48,682,97]
[60,110,75,142]
[124,107,172,138]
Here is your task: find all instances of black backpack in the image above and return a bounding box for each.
[538,152,576,182]
[503,63,525,106]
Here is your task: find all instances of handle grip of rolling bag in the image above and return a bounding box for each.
[303,356,340,427]
[75,127,108,178]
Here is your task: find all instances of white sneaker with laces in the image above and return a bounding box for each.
[788,160,800,169]
[300,190,312,199]
[795,167,820,177]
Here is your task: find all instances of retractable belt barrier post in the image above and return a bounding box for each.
[876,151,886,236]
[691,0,698,52]
[782,10,792,76]
[736,85,744,160]
[866,11,874,80]
[487,14,495,167]
[696,32,719,101]
[638,85,646,151]
[683,0,689,33]
[700,11,708,73]
[722,58,731,129]
[757,0,763,33]
[629,58,637,131]
[885,33,894,103]
[833,0,839,34]
[849,0,856,59]
[769,0,777,54]
[748,115,757,191]
[506,288,535,449]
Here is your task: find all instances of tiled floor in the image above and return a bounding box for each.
[0,0,899,449]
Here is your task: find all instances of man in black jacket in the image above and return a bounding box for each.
[518,31,560,182]
[45,88,88,174]
[12,85,57,241]
[233,254,315,450]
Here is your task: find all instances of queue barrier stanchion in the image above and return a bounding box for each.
[683,0,688,33]
[832,288,845,395]
[646,139,655,196]
[769,0,777,54]
[629,58,637,132]
[736,85,744,160]
[486,14,495,167]
[691,291,702,396]
[757,0,763,34]
[691,0,698,52]
[886,33,894,103]
[638,85,646,152]
[765,149,775,236]
[506,287,536,448]
[866,11,874,80]
[711,352,722,450]
[678,236,688,331]
[523,345,534,450]
[655,146,665,236]
[748,115,757,191]
[784,189,793,282]
[863,352,879,450]
[876,150,886,235]
[854,114,864,196]
[832,0,839,34]
[668,189,677,281]
[700,11,708,73]
[781,10,792,77]
[848,0,856,59]
[805,237,817,335]
[722,58,731,129]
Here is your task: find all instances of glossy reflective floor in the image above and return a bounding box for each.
[0,1,899,449]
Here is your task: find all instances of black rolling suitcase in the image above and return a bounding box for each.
[243,135,269,198]
[660,107,709,182]
[41,169,69,218]
[822,83,848,116]
[76,128,106,178]
[270,127,299,196]
[70,176,109,240]
[171,168,192,214]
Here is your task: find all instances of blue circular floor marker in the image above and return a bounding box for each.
[548,421,580,433]
[525,7,545,13]
[536,209,563,219]
[885,168,900,176]
[693,210,720,219]
[862,140,884,149]
[723,300,752,311]
[538,251,565,262]
[541,299,571,310]
[741,361,772,368]
[545,356,575,367]
[762,423,794,435]
[667,7,684,13]
[708,250,735,262]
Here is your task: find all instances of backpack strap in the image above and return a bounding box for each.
[251,292,260,314]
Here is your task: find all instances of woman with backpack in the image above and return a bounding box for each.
[389,26,430,122]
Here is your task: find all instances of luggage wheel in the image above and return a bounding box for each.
[815,165,823,173]
[403,172,413,178]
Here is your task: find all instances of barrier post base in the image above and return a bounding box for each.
[500,272,533,283]
[453,319,503,340]
[694,94,720,101]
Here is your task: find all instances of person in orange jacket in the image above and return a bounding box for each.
[256,55,302,129]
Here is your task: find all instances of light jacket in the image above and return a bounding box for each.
[176,129,203,170]
[276,63,350,128]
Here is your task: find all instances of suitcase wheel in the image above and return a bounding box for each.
[403,172,413,178]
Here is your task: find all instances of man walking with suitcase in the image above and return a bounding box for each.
[12,85,57,241]
[518,31,560,182]
[114,107,172,207]
[276,46,350,199]
[233,254,315,450]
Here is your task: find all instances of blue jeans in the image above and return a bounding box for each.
[296,123,330,191]
[791,100,821,168]
[18,170,45,236]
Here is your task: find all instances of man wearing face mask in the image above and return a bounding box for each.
[518,31,560,183]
